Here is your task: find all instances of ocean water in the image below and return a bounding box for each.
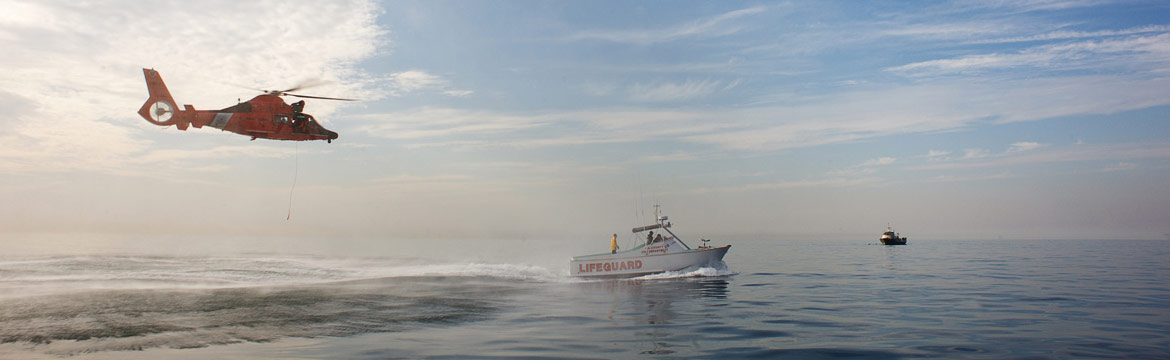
[1,237,1168,359]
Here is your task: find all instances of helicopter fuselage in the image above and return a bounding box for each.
[137,69,339,143]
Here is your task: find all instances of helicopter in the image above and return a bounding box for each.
[137,68,352,143]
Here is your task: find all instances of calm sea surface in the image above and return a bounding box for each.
[1,237,1168,359]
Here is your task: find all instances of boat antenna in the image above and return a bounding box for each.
[654,205,691,250]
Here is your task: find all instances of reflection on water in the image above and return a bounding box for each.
[573,273,733,356]
[881,243,902,271]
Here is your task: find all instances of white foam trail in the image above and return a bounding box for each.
[634,266,738,280]
[354,262,562,282]
[0,255,566,298]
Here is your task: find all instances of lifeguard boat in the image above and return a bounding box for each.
[569,206,730,278]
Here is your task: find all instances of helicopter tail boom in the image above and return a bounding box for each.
[138,68,191,129]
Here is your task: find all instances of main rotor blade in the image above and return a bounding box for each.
[281,79,330,93]
[287,93,357,101]
[217,81,265,93]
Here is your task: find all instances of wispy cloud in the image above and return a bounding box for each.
[963,149,990,159]
[827,157,897,177]
[879,21,1018,41]
[361,70,1170,154]
[443,89,474,97]
[134,145,294,164]
[923,150,951,160]
[970,24,1170,44]
[582,81,619,97]
[369,174,474,184]
[861,157,897,166]
[929,172,1017,183]
[354,107,553,140]
[689,177,880,194]
[628,79,726,102]
[565,6,767,44]
[912,142,1170,171]
[913,0,1111,17]
[631,151,699,164]
[387,71,444,92]
[888,33,1170,76]
[1007,141,1045,152]
[354,107,731,150]
[1100,162,1137,172]
[376,70,473,97]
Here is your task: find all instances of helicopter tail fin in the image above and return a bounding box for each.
[137,68,186,128]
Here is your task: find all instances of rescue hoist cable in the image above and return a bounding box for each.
[287,143,299,220]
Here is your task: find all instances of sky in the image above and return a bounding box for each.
[1,0,1168,242]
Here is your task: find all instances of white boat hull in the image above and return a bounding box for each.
[569,245,730,278]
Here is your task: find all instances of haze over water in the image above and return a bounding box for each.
[3,1,1170,359]
[1,235,1167,359]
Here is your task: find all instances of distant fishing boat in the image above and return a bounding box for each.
[880,225,908,245]
[569,205,730,278]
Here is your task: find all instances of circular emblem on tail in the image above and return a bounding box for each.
[148,101,174,123]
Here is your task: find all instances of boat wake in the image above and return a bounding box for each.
[0,255,559,356]
[0,254,738,356]
[634,262,737,280]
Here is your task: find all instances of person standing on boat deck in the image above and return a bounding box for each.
[646,231,654,245]
[654,234,663,244]
[610,234,619,254]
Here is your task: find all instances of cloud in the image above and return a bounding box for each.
[1007,141,1044,152]
[912,142,1170,171]
[963,149,990,159]
[582,81,619,97]
[924,150,951,160]
[825,167,877,177]
[887,33,1170,76]
[376,70,472,97]
[354,107,555,141]
[387,71,444,92]
[827,157,896,177]
[861,157,897,166]
[689,177,880,194]
[970,24,1170,44]
[928,172,1017,183]
[628,79,726,102]
[443,90,474,97]
[632,152,698,164]
[359,70,1170,154]
[879,22,1018,41]
[0,0,382,174]
[685,74,1170,150]
[134,145,294,164]
[565,5,767,44]
[369,174,474,184]
[681,84,981,151]
[354,107,734,150]
[1100,162,1137,172]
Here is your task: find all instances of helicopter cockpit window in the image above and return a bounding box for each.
[274,115,290,124]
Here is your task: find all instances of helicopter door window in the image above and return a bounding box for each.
[274,115,290,124]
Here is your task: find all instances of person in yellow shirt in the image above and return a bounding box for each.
[610,233,619,254]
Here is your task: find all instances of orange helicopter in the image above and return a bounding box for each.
[137,68,350,143]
